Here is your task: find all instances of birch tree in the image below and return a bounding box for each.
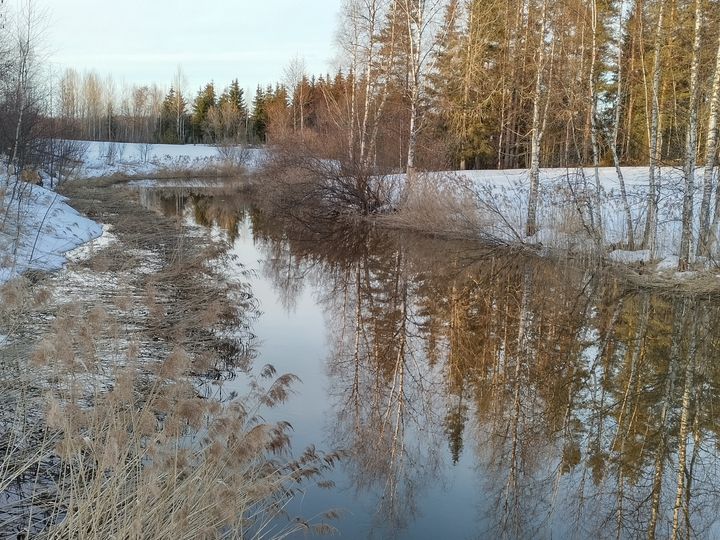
[608,0,635,249]
[588,0,603,240]
[395,0,447,174]
[699,29,720,255]
[284,55,308,134]
[641,0,666,255]
[526,0,550,238]
[678,0,703,271]
[337,0,394,166]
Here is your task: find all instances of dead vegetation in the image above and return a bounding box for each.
[257,134,399,221]
[0,181,339,539]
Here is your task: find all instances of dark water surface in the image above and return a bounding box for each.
[139,186,720,540]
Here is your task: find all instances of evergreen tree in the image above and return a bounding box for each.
[159,87,187,143]
[191,82,217,142]
[251,86,268,143]
[220,79,246,112]
[216,79,248,142]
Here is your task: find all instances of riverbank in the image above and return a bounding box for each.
[0,178,331,538]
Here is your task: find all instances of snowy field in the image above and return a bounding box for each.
[392,165,699,267]
[79,141,267,178]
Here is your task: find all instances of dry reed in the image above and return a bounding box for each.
[0,181,339,539]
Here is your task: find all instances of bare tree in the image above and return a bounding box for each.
[172,66,188,142]
[396,0,447,174]
[336,0,394,166]
[284,55,308,134]
[642,0,666,256]
[608,0,635,249]
[588,0,603,241]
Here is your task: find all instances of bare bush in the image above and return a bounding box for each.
[103,141,125,166]
[216,141,251,169]
[260,132,397,219]
[387,172,494,240]
[41,138,88,186]
[139,141,153,164]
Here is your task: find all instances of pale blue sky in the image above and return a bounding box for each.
[43,0,341,95]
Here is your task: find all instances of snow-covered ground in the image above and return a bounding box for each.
[80,141,266,178]
[0,179,103,285]
[394,165,696,266]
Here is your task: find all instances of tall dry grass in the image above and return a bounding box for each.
[0,183,339,539]
[381,172,500,242]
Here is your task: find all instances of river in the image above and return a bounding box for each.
[138,184,720,540]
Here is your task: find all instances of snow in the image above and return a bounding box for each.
[607,249,651,263]
[0,139,712,288]
[79,141,267,178]
[65,224,117,263]
[390,165,700,262]
[0,179,103,285]
[656,256,680,270]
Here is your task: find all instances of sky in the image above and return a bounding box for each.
[40,0,341,96]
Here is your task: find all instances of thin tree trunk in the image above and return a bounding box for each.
[526,0,549,238]
[642,0,666,256]
[589,0,603,242]
[699,31,720,255]
[648,298,685,539]
[671,302,697,540]
[610,0,635,249]
[678,0,703,271]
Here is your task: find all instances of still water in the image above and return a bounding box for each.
[140,186,720,540]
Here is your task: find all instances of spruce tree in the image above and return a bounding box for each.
[191,82,217,142]
[160,87,187,143]
[251,86,268,143]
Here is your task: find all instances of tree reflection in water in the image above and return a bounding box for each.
[142,187,720,539]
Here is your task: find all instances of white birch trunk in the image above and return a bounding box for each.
[610,1,635,249]
[589,0,603,241]
[526,0,548,238]
[643,0,665,256]
[700,32,720,254]
[678,0,703,271]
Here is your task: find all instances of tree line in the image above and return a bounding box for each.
[6,0,720,265]
[258,0,720,267]
[55,69,254,145]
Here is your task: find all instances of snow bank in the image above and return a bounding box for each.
[80,141,266,178]
[388,165,692,261]
[0,179,103,285]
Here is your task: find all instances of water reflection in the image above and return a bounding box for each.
[140,187,720,539]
